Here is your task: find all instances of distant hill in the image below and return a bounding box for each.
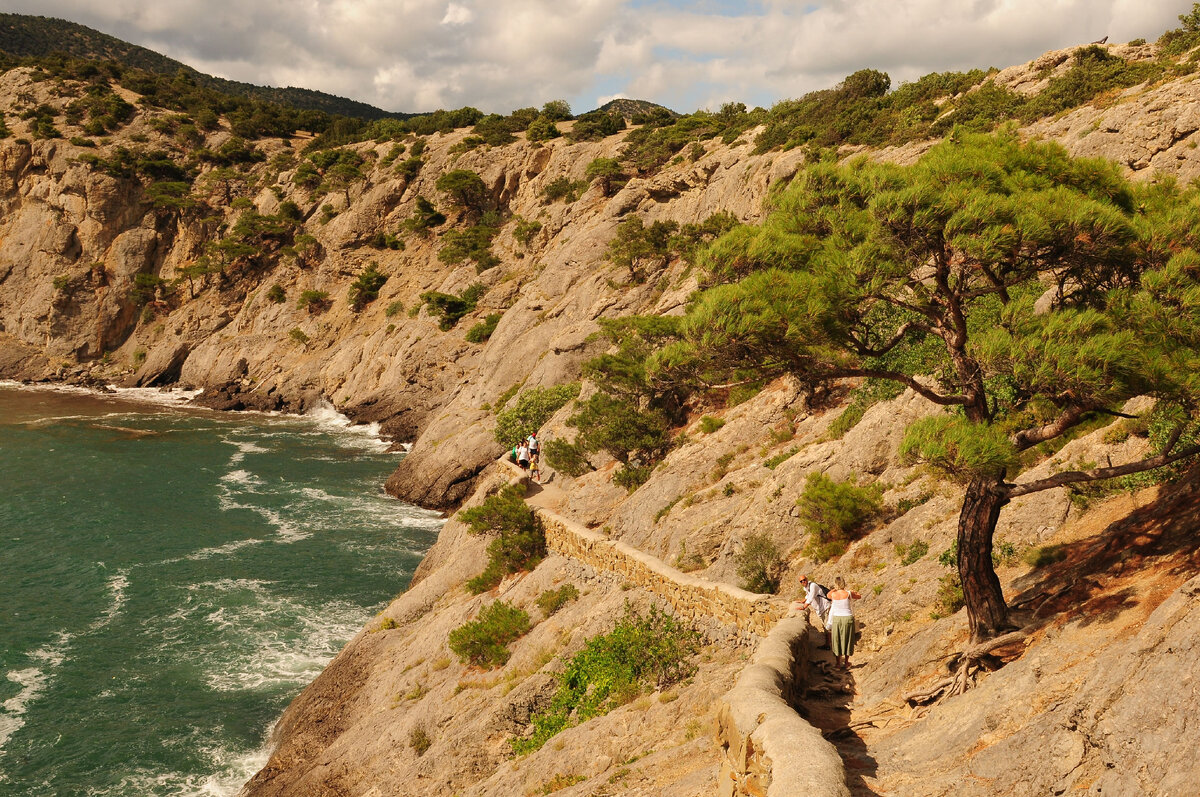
[591,98,677,120]
[0,13,405,120]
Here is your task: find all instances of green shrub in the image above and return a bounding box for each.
[569,393,672,471]
[385,300,404,317]
[465,312,502,343]
[525,117,561,141]
[493,383,581,445]
[409,725,431,756]
[797,472,883,560]
[420,283,486,330]
[543,438,593,477]
[348,262,388,311]
[457,484,546,594]
[896,492,933,514]
[938,539,1019,569]
[612,464,652,492]
[495,380,524,410]
[395,157,424,180]
[438,221,500,272]
[368,231,403,250]
[934,572,965,616]
[1019,46,1164,122]
[542,176,587,204]
[536,584,579,616]
[735,533,784,593]
[512,216,543,247]
[448,600,531,668]
[1023,544,1067,568]
[129,272,165,305]
[763,447,799,470]
[896,539,929,566]
[698,415,725,434]
[266,284,286,303]
[297,289,330,313]
[567,110,625,142]
[288,327,310,345]
[436,168,488,213]
[512,605,698,754]
[402,195,445,235]
[585,157,627,196]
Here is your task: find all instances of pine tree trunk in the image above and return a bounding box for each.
[957,476,1011,643]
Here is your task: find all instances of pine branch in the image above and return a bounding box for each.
[1013,405,1092,451]
[835,367,967,407]
[850,320,934,358]
[1005,439,1200,498]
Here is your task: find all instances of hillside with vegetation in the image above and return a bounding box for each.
[2,8,1200,796]
[0,13,403,119]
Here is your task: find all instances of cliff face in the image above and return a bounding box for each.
[5,41,1200,797]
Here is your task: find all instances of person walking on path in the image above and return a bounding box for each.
[827,576,861,669]
[516,440,531,471]
[791,575,832,649]
[527,431,540,459]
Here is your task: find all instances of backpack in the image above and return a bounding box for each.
[811,582,829,601]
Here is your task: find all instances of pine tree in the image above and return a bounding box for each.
[652,131,1200,641]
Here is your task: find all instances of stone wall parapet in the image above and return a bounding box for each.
[715,617,850,797]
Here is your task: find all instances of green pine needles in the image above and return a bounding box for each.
[448,600,531,668]
[456,484,546,594]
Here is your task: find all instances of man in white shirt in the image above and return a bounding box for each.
[791,575,832,649]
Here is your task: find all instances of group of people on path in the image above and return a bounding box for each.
[513,431,542,484]
[791,574,861,669]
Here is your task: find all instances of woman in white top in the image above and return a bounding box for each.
[827,576,861,668]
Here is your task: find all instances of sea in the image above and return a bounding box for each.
[0,383,444,796]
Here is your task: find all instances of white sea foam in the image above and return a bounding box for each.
[219,469,263,488]
[92,571,130,630]
[302,400,389,452]
[1,380,200,408]
[165,580,366,693]
[226,439,269,465]
[186,539,263,560]
[293,486,444,533]
[84,726,274,796]
[0,636,70,756]
[104,385,203,407]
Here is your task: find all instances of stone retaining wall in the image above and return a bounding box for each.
[715,617,851,797]
[498,458,848,795]
[499,457,785,639]
[539,506,784,639]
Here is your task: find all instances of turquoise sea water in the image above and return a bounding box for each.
[0,384,443,796]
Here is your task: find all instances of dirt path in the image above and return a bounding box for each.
[523,473,567,512]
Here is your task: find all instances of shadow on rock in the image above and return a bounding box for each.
[797,627,881,796]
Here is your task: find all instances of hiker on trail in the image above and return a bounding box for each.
[791,575,832,649]
[529,449,541,484]
[527,431,540,459]
[516,440,531,471]
[827,576,861,669]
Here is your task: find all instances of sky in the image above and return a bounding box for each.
[3,1,1192,115]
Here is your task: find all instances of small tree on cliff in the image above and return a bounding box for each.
[651,130,1200,642]
[436,169,489,219]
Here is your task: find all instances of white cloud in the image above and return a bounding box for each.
[441,2,474,26]
[3,0,1190,114]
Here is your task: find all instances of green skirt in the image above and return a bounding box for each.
[830,615,856,657]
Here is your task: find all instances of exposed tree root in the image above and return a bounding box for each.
[904,630,1030,706]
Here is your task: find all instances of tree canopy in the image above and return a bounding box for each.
[648,131,1200,641]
